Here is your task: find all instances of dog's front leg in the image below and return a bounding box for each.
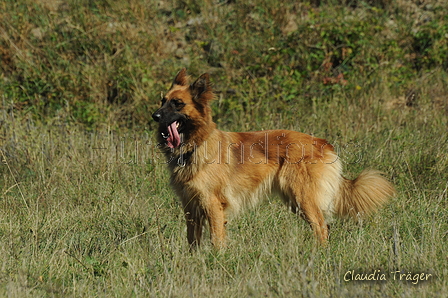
[205,197,227,249]
[184,205,205,250]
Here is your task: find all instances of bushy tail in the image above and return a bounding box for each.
[334,170,395,218]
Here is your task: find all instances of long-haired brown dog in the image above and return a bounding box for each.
[152,69,395,249]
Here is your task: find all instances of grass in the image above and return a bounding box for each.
[1,0,448,297]
[1,83,447,296]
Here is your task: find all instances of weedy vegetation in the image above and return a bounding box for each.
[1,0,447,296]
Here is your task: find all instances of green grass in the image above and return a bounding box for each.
[1,85,447,296]
[1,0,448,297]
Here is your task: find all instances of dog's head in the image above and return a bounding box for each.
[152,68,214,148]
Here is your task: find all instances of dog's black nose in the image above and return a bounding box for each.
[152,112,161,122]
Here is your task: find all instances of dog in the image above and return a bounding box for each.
[152,68,395,249]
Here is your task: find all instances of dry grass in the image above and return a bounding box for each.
[1,77,447,296]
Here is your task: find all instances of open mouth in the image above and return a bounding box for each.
[162,121,182,148]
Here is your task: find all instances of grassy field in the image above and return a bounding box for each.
[1,0,448,297]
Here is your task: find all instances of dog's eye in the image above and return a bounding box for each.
[172,100,185,110]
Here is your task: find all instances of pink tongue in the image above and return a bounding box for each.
[167,121,181,148]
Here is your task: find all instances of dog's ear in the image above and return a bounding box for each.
[172,68,188,86]
[190,73,213,103]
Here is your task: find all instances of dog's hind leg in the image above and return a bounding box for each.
[280,178,329,244]
[298,198,329,244]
